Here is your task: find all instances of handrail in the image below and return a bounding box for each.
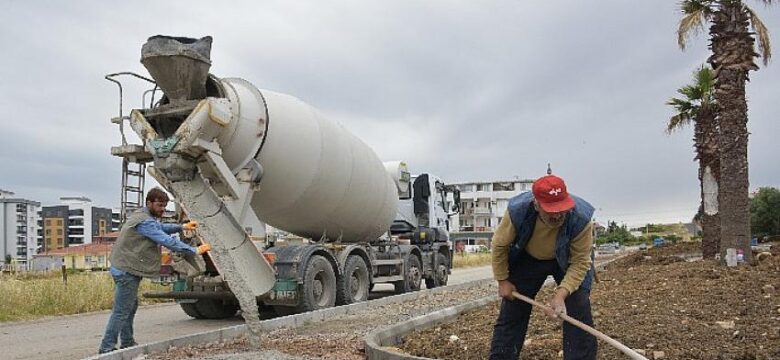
[104,72,157,145]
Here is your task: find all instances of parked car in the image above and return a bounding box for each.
[464,244,490,253]
[639,242,648,251]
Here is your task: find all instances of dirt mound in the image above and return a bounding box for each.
[400,244,780,359]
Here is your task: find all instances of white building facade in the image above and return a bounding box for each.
[0,189,41,269]
[450,179,534,232]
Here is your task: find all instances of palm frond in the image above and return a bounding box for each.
[666,112,693,134]
[745,5,772,65]
[678,8,709,50]
[666,63,716,134]
[680,84,703,101]
[694,65,715,105]
[666,95,695,133]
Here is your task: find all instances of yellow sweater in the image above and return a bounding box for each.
[491,210,593,294]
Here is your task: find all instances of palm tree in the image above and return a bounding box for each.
[677,0,773,262]
[667,65,720,259]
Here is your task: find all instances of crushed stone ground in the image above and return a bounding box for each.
[400,242,780,359]
[146,283,497,360]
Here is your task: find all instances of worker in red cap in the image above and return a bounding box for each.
[489,173,597,359]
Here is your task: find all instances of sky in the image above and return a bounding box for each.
[0,1,778,227]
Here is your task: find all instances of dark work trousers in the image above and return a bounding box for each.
[489,251,597,360]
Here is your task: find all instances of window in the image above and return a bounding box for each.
[99,220,107,235]
[46,219,52,226]
[56,219,63,226]
[493,182,515,191]
[57,229,63,235]
[477,184,490,192]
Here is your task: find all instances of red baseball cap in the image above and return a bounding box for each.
[532,175,575,213]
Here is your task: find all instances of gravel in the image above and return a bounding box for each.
[147,281,497,359]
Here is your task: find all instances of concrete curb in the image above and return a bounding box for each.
[364,295,497,360]
[82,278,493,360]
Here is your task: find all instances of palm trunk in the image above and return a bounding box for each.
[697,107,720,259]
[708,3,755,263]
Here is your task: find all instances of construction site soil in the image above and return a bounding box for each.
[142,244,779,359]
[401,242,780,360]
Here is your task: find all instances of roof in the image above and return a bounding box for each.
[60,196,92,202]
[0,198,41,206]
[95,231,119,239]
[450,178,534,186]
[42,243,113,256]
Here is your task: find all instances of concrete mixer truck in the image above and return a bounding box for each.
[108,35,460,319]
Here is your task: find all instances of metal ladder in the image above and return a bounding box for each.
[120,159,146,224]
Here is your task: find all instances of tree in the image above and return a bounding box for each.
[750,187,780,239]
[677,0,773,262]
[667,65,720,259]
[597,221,635,245]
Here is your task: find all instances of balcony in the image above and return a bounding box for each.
[473,208,493,215]
[69,228,85,236]
[68,209,85,217]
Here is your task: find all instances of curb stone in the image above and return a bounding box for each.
[82,278,493,360]
[364,295,497,360]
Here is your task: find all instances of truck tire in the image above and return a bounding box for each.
[194,299,239,319]
[394,254,422,294]
[425,252,449,289]
[179,302,203,318]
[298,255,337,312]
[337,255,370,305]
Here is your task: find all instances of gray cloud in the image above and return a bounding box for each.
[1,0,777,225]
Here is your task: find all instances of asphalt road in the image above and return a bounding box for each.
[0,265,494,360]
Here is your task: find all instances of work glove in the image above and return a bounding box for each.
[182,221,198,231]
[196,243,211,255]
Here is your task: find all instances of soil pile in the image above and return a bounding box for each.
[401,243,780,359]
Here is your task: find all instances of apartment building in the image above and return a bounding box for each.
[0,189,41,269]
[450,178,534,232]
[39,197,113,251]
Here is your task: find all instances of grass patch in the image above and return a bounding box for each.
[452,252,492,268]
[0,271,171,323]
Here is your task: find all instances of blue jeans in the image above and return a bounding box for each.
[99,272,141,353]
[489,251,597,360]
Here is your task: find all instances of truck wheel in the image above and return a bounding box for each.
[179,302,204,318]
[425,252,449,289]
[337,255,370,305]
[194,299,239,319]
[298,255,337,312]
[394,254,422,294]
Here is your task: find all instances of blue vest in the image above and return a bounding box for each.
[506,191,596,291]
